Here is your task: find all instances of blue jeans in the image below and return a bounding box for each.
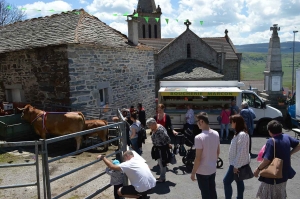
[196,173,217,199]
[220,123,229,139]
[130,138,141,155]
[223,165,244,199]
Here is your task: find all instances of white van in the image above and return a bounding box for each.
[158,81,283,135]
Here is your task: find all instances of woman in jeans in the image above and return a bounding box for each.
[220,103,231,141]
[254,120,300,199]
[129,111,141,155]
[223,115,250,199]
[147,118,171,183]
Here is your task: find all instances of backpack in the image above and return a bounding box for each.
[132,124,147,144]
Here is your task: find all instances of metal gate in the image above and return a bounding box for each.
[0,109,128,198]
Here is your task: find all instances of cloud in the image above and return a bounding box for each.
[21,1,73,19]
[79,0,88,4]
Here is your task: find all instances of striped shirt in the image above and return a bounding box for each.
[229,131,250,168]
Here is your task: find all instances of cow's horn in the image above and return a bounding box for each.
[17,107,25,110]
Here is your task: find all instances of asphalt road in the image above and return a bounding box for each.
[141,128,300,199]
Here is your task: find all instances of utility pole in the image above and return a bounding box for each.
[292,30,298,95]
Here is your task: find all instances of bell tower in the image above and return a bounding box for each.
[134,0,162,39]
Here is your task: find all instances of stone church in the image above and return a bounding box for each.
[0,0,241,119]
[130,0,242,95]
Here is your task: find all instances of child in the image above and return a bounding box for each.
[105,160,124,199]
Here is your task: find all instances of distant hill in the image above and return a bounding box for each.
[236,41,300,53]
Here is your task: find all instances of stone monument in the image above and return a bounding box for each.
[260,24,285,106]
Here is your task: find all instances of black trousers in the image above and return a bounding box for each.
[114,184,123,199]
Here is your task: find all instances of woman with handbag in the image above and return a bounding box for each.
[254,120,300,199]
[223,115,250,199]
[147,118,172,183]
[153,104,178,137]
[220,104,231,141]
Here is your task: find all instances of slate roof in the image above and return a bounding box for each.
[161,61,224,80]
[139,34,238,60]
[0,9,132,53]
[202,37,238,59]
[139,38,174,51]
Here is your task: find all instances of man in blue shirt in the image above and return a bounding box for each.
[240,101,256,154]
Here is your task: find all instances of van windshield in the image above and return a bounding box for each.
[242,92,263,108]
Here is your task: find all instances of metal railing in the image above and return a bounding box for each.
[0,140,41,199]
[0,109,128,199]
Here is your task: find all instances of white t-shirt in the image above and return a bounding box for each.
[194,129,220,175]
[119,157,156,192]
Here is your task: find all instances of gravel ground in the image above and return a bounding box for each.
[0,128,300,199]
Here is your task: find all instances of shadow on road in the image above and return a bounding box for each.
[149,181,176,195]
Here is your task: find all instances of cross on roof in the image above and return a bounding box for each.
[184,19,191,29]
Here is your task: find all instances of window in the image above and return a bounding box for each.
[99,88,109,106]
[242,93,262,109]
[187,44,191,58]
[154,25,157,38]
[142,24,145,38]
[148,24,151,38]
[4,84,25,102]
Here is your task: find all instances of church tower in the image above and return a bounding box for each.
[134,0,162,39]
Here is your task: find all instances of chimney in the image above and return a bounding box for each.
[127,16,139,46]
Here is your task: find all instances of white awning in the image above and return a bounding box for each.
[159,87,242,96]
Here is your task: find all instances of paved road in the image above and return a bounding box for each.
[140,128,300,199]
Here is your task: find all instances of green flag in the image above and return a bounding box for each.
[49,9,55,12]
[144,17,149,23]
[133,13,138,17]
[200,21,203,25]
[74,11,80,15]
[21,8,27,10]
[123,12,128,16]
[165,18,169,24]
[113,13,118,16]
[6,5,11,10]
[155,18,159,22]
[176,19,178,22]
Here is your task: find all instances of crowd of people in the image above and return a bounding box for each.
[98,101,300,199]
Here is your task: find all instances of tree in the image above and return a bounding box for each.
[0,0,25,26]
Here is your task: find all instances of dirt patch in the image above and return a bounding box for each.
[0,140,119,199]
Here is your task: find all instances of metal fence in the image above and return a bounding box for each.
[0,109,128,199]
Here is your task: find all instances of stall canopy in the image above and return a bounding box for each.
[159,87,242,96]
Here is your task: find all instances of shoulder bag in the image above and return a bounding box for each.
[259,138,283,178]
[234,134,254,181]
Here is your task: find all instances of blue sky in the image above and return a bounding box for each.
[6,0,300,45]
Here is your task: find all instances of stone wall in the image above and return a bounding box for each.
[223,59,239,80]
[67,44,156,119]
[0,45,70,105]
[155,29,220,74]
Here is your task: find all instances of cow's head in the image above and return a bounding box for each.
[17,104,34,121]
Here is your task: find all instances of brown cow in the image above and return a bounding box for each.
[18,104,85,151]
[84,120,109,151]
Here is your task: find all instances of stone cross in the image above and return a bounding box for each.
[225,29,228,36]
[270,24,280,35]
[184,19,191,29]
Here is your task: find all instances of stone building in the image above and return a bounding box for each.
[132,0,242,95]
[0,9,155,118]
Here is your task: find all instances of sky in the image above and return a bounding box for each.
[6,0,300,45]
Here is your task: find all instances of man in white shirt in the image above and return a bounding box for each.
[98,150,156,199]
[191,112,220,199]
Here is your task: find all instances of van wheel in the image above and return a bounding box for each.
[285,114,292,129]
[257,120,270,135]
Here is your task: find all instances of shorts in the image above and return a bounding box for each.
[120,185,149,196]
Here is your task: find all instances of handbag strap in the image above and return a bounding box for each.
[272,137,276,158]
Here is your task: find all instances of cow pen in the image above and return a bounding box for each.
[0,109,128,199]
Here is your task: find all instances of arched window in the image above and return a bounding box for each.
[154,25,158,38]
[148,24,152,38]
[142,24,146,38]
[187,44,191,58]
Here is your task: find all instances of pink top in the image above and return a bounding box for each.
[194,129,220,175]
[221,109,230,124]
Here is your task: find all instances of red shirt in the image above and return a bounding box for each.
[156,114,166,127]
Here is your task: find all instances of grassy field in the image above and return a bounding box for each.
[241,52,300,89]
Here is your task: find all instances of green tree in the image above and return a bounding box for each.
[0,0,25,26]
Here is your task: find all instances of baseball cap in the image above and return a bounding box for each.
[112,160,120,165]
